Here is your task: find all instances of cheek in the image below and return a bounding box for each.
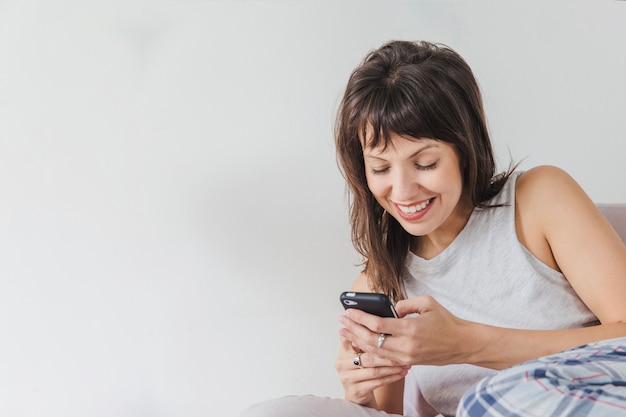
[365,177,391,204]
[442,168,465,200]
[365,175,382,195]
[426,166,464,202]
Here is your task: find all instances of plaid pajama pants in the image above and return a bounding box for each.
[457,337,626,417]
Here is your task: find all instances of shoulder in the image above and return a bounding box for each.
[513,165,597,270]
[351,272,376,292]
[516,165,580,203]
[515,165,596,232]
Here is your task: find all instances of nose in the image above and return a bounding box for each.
[391,167,418,201]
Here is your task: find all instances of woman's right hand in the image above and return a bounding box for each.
[335,332,409,408]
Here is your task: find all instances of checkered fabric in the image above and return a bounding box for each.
[457,337,626,417]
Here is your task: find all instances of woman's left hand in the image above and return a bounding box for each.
[339,295,476,367]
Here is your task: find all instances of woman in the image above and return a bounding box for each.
[242,40,626,417]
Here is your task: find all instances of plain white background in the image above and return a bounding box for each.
[1,1,625,416]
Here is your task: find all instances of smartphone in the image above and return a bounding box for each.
[340,292,398,318]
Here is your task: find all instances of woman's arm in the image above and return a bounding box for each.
[340,166,626,371]
[466,165,626,368]
[515,166,626,325]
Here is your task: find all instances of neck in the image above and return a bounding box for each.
[411,198,474,260]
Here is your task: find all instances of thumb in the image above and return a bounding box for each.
[395,295,438,318]
[338,322,359,352]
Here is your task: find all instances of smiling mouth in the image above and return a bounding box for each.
[397,198,433,215]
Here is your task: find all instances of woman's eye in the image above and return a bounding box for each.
[371,167,389,175]
[416,162,437,171]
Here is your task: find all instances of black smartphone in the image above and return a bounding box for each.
[340,292,398,318]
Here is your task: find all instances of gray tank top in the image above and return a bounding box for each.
[403,171,598,417]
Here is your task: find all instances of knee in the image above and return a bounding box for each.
[456,366,536,417]
[456,377,496,417]
[240,395,329,417]
[457,363,584,416]
[240,395,380,417]
[240,396,299,417]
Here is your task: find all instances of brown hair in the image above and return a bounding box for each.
[335,40,511,302]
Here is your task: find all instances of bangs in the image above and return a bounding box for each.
[352,78,444,151]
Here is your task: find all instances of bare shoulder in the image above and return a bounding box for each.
[351,272,376,292]
[514,165,600,271]
[516,165,585,204]
[515,165,597,227]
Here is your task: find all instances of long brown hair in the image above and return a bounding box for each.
[335,40,511,302]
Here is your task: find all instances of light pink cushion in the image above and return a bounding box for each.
[598,204,626,243]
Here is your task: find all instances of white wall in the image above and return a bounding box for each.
[0,1,624,416]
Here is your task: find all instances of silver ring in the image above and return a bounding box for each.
[377,333,386,349]
[353,352,363,368]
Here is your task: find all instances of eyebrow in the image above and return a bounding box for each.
[364,143,438,161]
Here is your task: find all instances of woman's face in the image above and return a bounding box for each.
[363,133,469,238]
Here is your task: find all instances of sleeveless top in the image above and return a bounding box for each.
[403,171,599,417]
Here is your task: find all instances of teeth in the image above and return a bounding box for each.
[399,199,432,214]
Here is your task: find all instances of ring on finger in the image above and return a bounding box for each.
[353,352,363,368]
[377,333,386,349]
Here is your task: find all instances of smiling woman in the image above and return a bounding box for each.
[240,40,626,417]
[336,41,513,303]
[362,136,468,260]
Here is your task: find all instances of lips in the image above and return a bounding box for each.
[395,197,434,220]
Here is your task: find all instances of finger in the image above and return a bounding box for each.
[336,338,359,370]
[357,351,405,368]
[337,341,405,372]
[337,346,399,369]
[336,350,360,372]
[395,295,437,317]
[341,315,403,355]
[339,331,355,351]
[344,308,391,335]
[341,312,399,354]
[343,367,410,397]
[338,325,368,363]
[344,368,409,405]
[341,364,408,385]
[339,325,372,353]
[339,315,368,352]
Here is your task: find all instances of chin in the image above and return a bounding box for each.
[401,223,435,237]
